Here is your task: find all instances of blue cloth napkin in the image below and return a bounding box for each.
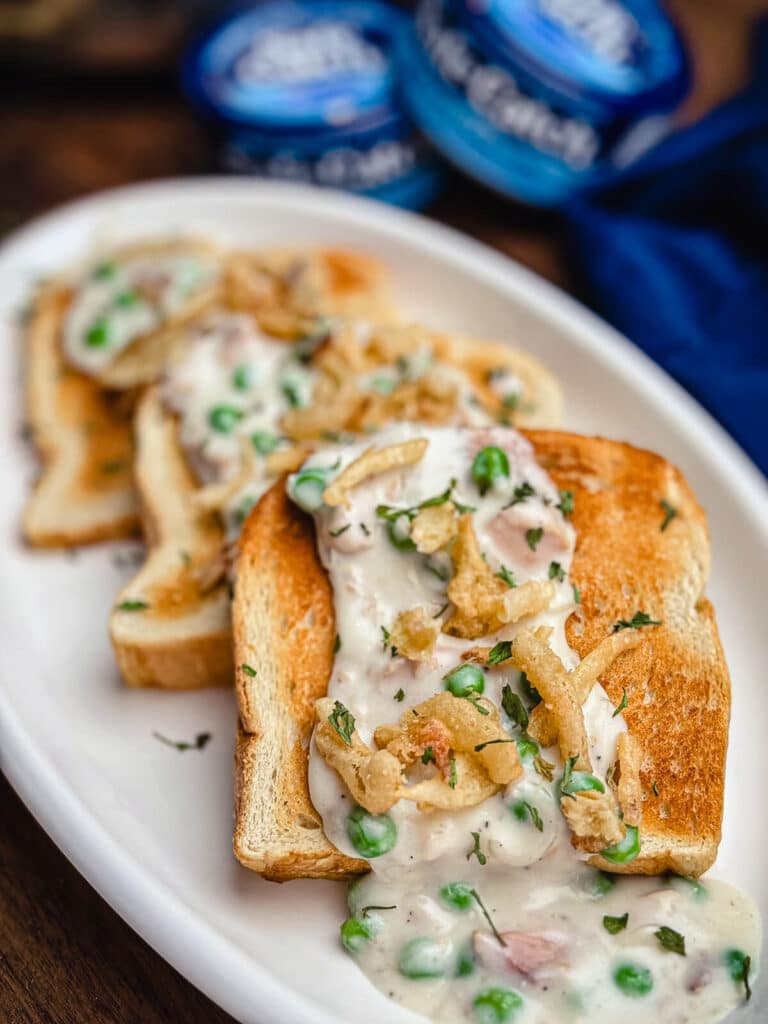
[565,20,768,476]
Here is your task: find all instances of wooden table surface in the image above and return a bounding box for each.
[0,3,760,1021]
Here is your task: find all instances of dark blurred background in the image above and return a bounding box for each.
[0,0,764,288]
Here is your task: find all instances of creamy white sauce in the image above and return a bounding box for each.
[162,321,498,538]
[290,423,761,1024]
[63,252,218,374]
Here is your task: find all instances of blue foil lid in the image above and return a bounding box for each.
[461,0,689,112]
[183,1,408,133]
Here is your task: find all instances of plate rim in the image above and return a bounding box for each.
[0,176,765,1024]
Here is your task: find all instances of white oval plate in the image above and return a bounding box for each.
[0,180,764,1024]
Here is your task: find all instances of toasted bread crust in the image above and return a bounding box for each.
[233,433,730,880]
[233,482,367,879]
[109,388,231,689]
[23,287,140,547]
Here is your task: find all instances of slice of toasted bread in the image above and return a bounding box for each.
[233,432,729,881]
[23,287,140,546]
[109,387,232,689]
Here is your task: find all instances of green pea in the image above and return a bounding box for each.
[723,948,750,982]
[472,986,523,1023]
[208,404,243,433]
[591,871,616,897]
[613,963,653,997]
[115,289,139,308]
[559,771,605,799]
[85,320,111,348]
[251,430,279,455]
[455,941,476,977]
[288,469,329,513]
[369,375,395,394]
[346,878,365,915]
[346,805,397,858]
[340,913,380,954]
[387,513,416,552]
[93,261,117,279]
[601,825,640,865]
[232,363,256,390]
[670,874,708,902]
[471,446,510,496]
[398,937,452,979]
[439,881,475,911]
[444,664,485,697]
[516,737,539,760]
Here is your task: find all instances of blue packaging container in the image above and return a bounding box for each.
[182,1,444,210]
[399,0,690,205]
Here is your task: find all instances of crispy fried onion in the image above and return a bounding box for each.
[322,438,428,508]
[614,732,643,828]
[191,435,259,514]
[265,441,315,476]
[314,692,521,814]
[444,515,555,639]
[527,630,646,746]
[505,628,592,770]
[410,502,458,554]
[560,790,625,852]
[389,607,441,662]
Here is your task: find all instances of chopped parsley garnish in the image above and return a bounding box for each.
[506,481,535,507]
[534,754,555,781]
[100,458,127,474]
[572,583,582,604]
[501,684,528,731]
[394,688,405,702]
[328,700,355,746]
[448,757,457,789]
[421,747,435,765]
[117,599,148,611]
[742,956,753,1001]
[153,731,211,752]
[461,694,490,715]
[525,527,543,551]
[502,393,519,410]
[329,524,351,537]
[425,562,449,583]
[652,780,659,797]
[515,800,543,832]
[612,688,629,718]
[375,478,474,524]
[434,602,450,619]
[660,498,678,532]
[474,738,516,752]
[86,320,110,348]
[360,904,396,916]
[93,261,117,279]
[557,489,574,516]
[281,381,302,407]
[559,755,579,800]
[603,913,629,934]
[471,888,505,946]
[655,926,686,956]
[495,565,516,588]
[612,610,662,632]
[360,522,371,536]
[240,663,256,677]
[467,831,487,865]
[487,640,512,665]
[548,561,565,582]
[381,625,398,657]
[333,634,341,654]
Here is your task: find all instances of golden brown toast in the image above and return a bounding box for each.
[232,432,729,881]
[112,326,563,690]
[110,388,232,689]
[23,286,140,546]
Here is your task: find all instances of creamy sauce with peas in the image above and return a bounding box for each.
[64,252,218,375]
[289,423,761,1024]
[162,319,494,538]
